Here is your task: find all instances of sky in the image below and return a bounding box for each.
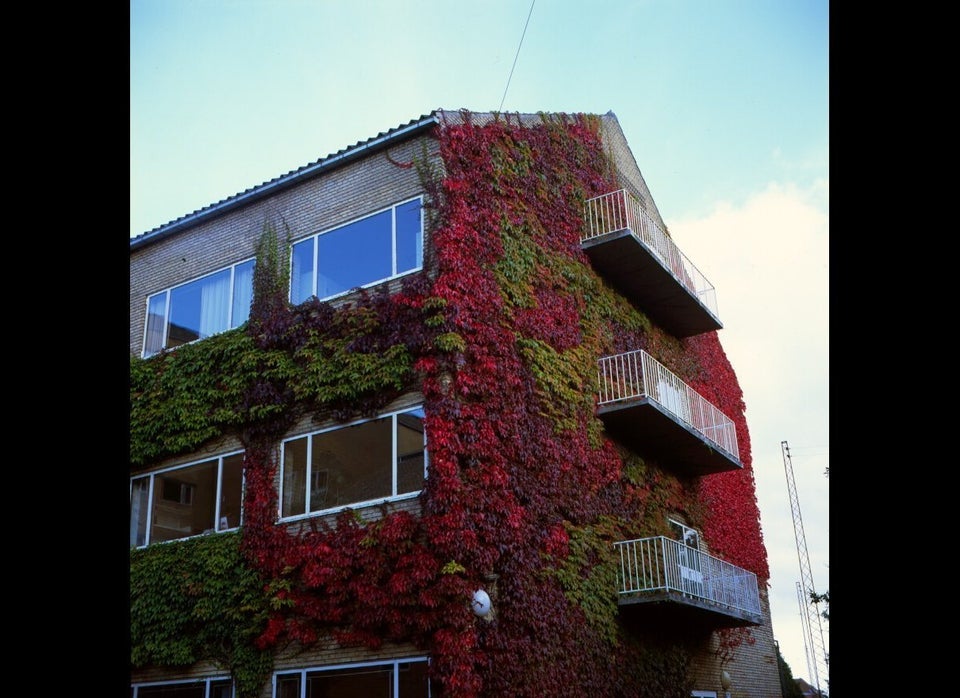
[131,0,829,687]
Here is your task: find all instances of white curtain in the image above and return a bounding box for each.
[199,270,231,338]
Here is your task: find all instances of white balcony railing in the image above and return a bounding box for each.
[583,189,719,320]
[597,349,739,461]
[614,536,761,617]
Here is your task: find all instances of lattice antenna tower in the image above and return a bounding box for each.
[795,581,817,690]
[782,440,828,694]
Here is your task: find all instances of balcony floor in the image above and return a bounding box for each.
[597,398,741,475]
[618,590,763,628]
[582,229,722,338]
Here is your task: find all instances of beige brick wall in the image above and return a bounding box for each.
[131,659,230,687]
[684,589,783,698]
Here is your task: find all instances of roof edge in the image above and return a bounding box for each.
[131,112,441,252]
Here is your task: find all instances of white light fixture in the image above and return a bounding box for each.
[720,670,732,698]
[472,589,492,617]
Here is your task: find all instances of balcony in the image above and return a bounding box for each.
[597,349,741,474]
[582,190,721,338]
[614,536,762,627]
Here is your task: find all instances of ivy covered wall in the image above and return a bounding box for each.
[130,110,768,698]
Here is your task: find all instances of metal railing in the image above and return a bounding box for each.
[614,536,761,616]
[597,349,739,461]
[583,189,719,320]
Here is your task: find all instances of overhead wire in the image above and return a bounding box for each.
[499,0,536,112]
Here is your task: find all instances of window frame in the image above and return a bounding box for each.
[273,657,434,698]
[130,450,245,549]
[278,406,427,522]
[142,256,255,358]
[131,676,234,698]
[668,518,700,549]
[289,196,424,305]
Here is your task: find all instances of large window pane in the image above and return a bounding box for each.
[396,199,423,274]
[144,294,168,357]
[312,417,391,508]
[291,238,315,305]
[307,665,393,697]
[397,409,426,495]
[232,259,255,327]
[130,477,150,547]
[276,675,300,698]
[219,453,244,530]
[168,269,231,348]
[209,680,233,698]
[398,660,435,697]
[150,460,218,542]
[282,438,308,518]
[317,211,391,298]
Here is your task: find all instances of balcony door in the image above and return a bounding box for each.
[670,519,703,597]
[657,378,691,424]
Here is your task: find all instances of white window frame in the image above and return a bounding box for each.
[142,256,255,358]
[131,676,234,697]
[691,691,718,698]
[274,657,433,698]
[668,518,700,549]
[130,450,245,548]
[278,406,427,522]
[289,196,423,305]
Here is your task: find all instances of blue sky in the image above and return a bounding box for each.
[131,0,829,687]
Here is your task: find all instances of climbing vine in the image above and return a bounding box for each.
[129,532,274,697]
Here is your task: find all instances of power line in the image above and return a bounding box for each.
[499,0,536,112]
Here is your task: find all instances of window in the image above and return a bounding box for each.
[143,258,254,357]
[669,519,700,550]
[280,407,426,519]
[131,678,233,698]
[669,519,703,597]
[275,658,440,698]
[290,197,423,305]
[130,452,244,547]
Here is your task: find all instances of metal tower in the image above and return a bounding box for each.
[782,440,828,695]
[795,582,817,692]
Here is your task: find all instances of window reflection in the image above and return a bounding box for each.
[143,259,254,358]
[130,453,244,547]
[289,197,423,305]
[280,408,426,518]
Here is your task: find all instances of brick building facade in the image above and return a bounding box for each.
[130,109,783,698]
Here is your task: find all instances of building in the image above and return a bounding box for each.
[130,108,783,698]
[794,678,826,697]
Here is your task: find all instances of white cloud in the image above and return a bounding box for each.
[667,181,829,681]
